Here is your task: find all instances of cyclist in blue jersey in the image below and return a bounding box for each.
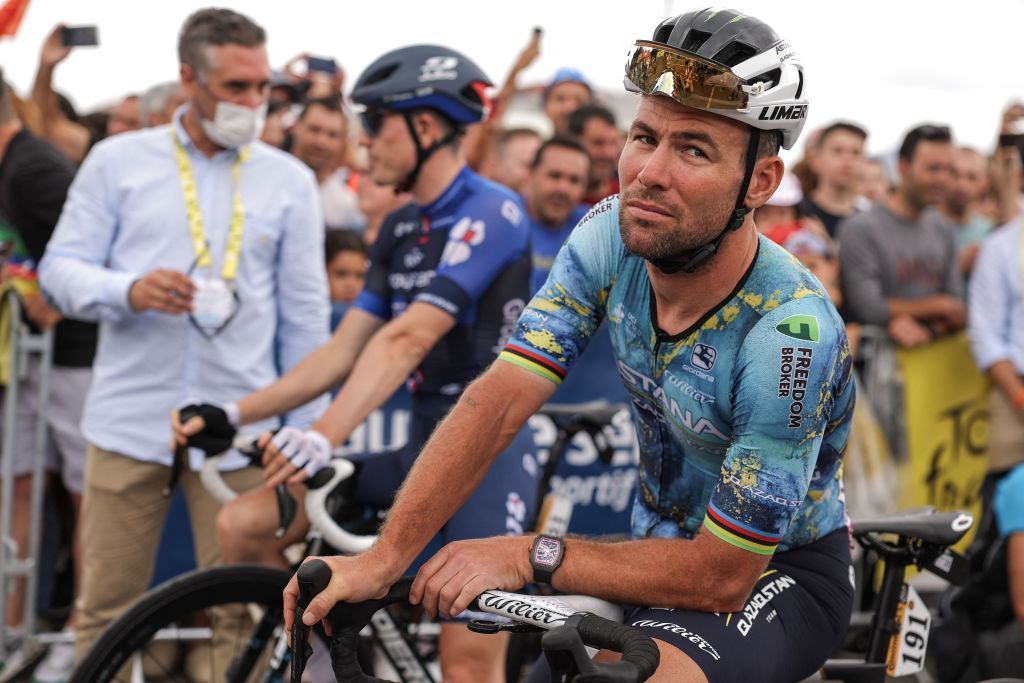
[174,44,536,682]
[286,10,856,682]
[520,135,591,292]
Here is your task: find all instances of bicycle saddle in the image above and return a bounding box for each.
[539,401,626,426]
[853,507,973,547]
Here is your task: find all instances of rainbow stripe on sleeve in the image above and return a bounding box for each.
[498,343,567,385]
[702,502,782,555]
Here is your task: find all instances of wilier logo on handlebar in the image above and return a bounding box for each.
[479,595,566,626]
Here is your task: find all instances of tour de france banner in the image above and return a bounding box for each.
[896,332,989,548]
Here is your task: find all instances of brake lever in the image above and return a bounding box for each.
[292,561,332,682]
[467,619,543,635]
[275,484,297,539]
[542,618,592,681]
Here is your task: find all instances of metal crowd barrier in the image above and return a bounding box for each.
[0,289,57,670]
[854,324,907,462]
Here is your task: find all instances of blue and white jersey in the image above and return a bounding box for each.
[354,167,531,397]
[500,196,855,554]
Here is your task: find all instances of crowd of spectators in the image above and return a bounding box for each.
[0,7,1023,681]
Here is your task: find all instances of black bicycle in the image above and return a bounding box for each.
[69,401,629,682]
[289,558,659,683]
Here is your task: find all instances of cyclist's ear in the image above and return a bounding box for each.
[744,155,785,210]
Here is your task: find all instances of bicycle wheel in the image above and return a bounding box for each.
[70,564,293,683]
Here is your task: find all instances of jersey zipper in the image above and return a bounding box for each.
[651,334,677,525]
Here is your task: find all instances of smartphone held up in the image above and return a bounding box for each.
[61,25,98,47]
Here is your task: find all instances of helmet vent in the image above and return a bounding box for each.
[363,64,398,87]
[680,29,712,53]
[749,68,781,91]
[653,23,674,44]
[795,70,804,99]
[711,42,755,67]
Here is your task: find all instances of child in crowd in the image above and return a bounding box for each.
[324,229,367,332]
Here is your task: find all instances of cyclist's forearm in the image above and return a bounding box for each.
[313,328,431,445]
[551,533,765,613]
[237,333,356,425]
[372,364,549,576]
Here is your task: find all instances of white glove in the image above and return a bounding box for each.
[271,427,333,477]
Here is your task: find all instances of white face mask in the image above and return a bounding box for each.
[199,98,267,149]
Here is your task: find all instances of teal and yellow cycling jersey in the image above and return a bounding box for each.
[500,196,854,554]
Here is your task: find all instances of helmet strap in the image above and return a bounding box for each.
[650,128,761,274]
[394,111,462,194]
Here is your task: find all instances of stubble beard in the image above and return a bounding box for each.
[617,187,731,262]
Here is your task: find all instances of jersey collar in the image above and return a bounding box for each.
[418,165,474,224]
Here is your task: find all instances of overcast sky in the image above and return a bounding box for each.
[1,0,1021,162]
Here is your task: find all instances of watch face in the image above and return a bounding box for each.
[534,537,562,567]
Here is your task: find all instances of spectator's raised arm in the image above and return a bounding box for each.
[31,24,90,164]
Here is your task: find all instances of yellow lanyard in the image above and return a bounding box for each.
[171,130,250,281]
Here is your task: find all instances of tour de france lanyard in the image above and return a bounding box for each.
[171,129,250,282]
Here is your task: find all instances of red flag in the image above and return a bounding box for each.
[0,0,30,39]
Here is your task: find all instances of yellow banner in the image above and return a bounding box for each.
[896,332,989,548]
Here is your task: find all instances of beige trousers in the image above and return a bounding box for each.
[74,444,263,679]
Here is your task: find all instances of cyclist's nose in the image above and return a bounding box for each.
[637,144,672,190]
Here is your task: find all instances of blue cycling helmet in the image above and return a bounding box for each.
[352,44,492,191]
[351,44,492,126]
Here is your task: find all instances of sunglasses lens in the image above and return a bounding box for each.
[625,41,749,111]
[360,109,384,136]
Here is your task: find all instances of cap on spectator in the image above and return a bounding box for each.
[765,172,803,207]
[544,68,591,100]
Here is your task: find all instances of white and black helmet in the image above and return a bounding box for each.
[624,7,807,150]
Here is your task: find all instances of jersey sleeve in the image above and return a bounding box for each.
[702,297,854,555]
[995,464,1024,537]
[353,219,393,320]
[499,197,620,386]
[413,195,528,318]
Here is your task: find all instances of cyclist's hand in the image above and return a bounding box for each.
[263,427,332,487]
[283,554,392,637]
[410,536,532,619]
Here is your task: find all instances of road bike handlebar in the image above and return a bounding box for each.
[293,559,660,683]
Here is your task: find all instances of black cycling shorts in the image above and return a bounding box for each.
[527,527,853,683]
[627,527,854,682]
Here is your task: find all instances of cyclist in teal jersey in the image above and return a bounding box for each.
[286,9,855,681]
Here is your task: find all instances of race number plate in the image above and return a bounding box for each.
[886,583,930,677]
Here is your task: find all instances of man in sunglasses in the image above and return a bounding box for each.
[176,44,536,681]
[286,9,856,682]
